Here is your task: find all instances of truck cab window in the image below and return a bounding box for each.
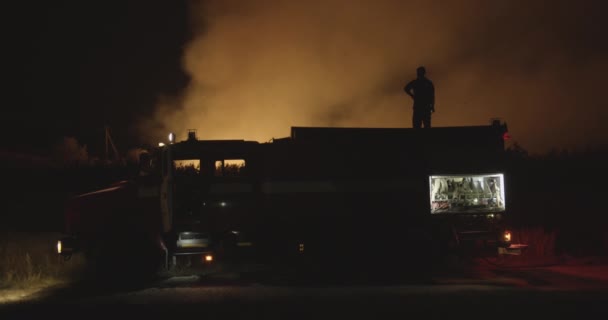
[174,159,201,176]
[214,159,246,177]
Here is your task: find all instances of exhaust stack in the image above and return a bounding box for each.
[187,129,197,141]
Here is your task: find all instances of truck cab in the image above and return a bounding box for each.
[156,130,260,267]
[57,121,525,274]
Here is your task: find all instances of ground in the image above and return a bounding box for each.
[1,255,608,319]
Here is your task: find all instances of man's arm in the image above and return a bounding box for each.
[404,81,415,99]
[430,81,435,112]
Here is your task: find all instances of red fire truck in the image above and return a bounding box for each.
[57,120,524,275]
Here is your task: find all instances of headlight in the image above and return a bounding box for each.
[56,237,77,256]
[503,230,512,242]
[204,254,213,262]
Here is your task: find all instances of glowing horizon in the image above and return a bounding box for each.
[137,0,608,154]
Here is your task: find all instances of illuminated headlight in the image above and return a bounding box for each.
[503,230,512,243]
[204,254,213,262]
[158,142,165,147]
[56,237,77,257]
[168,132,175,143]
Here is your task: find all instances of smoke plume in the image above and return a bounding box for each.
[139,0,608,153]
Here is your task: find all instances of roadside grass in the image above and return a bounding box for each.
[491,227,608,267]
[499,227,558,266]
[514,227,557,258]
[0,232,85,301]
[476,227,559,268]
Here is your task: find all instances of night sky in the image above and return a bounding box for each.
[3,0,191,155]
[3,0,608,157]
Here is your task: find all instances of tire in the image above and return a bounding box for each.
[82,231,162,286]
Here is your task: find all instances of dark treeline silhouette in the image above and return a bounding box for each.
[504,144,608,256]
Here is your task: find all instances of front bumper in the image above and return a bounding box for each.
[498,243,528,255]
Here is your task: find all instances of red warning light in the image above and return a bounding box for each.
[503,132,511,141]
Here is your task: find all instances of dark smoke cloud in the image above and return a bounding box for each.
[139,0,608,153]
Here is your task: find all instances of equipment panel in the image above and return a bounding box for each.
[429,173,505,214]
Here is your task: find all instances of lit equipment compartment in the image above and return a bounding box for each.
[429,173,506,214]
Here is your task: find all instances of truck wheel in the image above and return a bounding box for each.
[82,233,162,286]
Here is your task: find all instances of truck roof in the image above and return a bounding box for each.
[286,122,508,154]
[290,123,508,144]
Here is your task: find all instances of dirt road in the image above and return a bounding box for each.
[2,260,608,319]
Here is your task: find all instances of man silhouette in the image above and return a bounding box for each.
[404,66,435,129]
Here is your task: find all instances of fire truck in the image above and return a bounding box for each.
[57,120,525,275]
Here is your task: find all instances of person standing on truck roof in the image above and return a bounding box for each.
[404,66,435,129]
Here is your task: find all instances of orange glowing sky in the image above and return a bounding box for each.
[138,0,608,153]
